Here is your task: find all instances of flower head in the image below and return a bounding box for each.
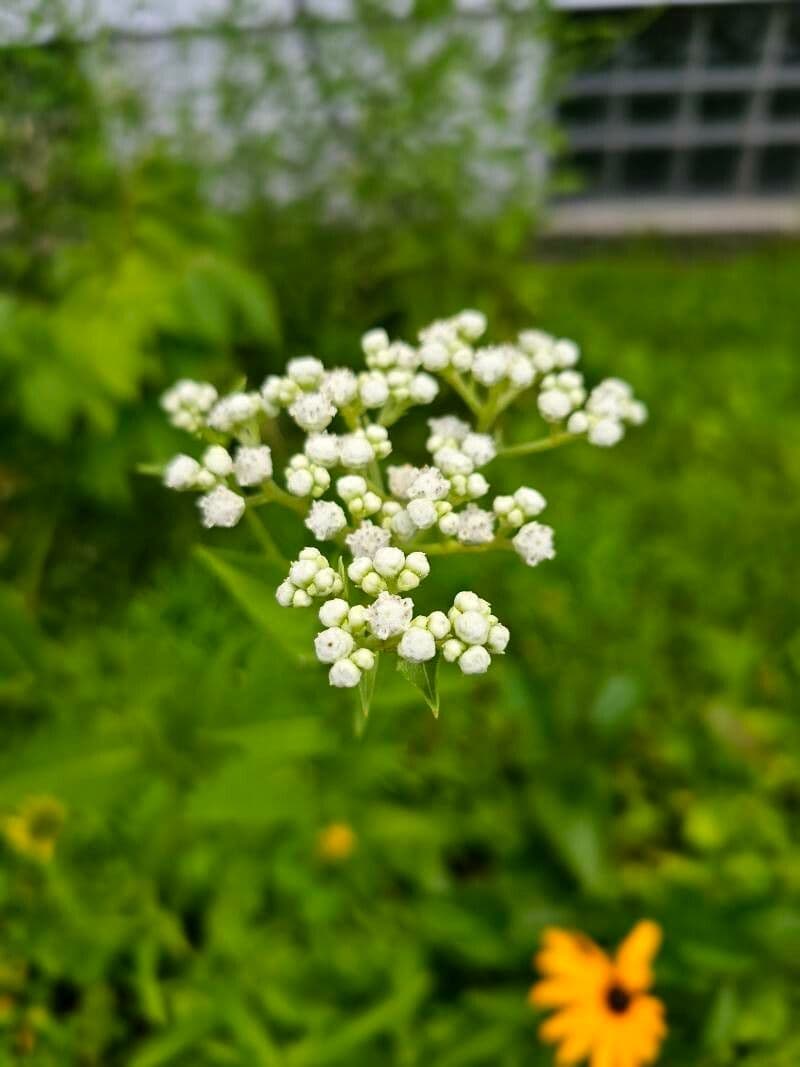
[529,921,666,1067]
[3,796,66,863]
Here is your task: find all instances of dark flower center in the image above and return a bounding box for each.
[606,984,632,1014]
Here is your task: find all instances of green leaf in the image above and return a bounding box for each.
[397,653,440,717]
[194,546,313,662]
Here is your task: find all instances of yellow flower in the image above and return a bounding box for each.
[2,796,66,863]
[317,822,357,862]
[529,920,666,1067]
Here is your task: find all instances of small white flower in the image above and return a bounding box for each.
[433,446,474,477]
[406,499,438,530]
[314,627,355,664]
[458,646,491,675]
[287,356,325,388]
[339,433,374,469]
[553,339,580,367]
[201,445,233,478]
[455,505,495,545]
[329,658,361,688]
[420,341,450,372]
[358,371,390,409]
[387,464,420,499]
[207,392,262,433]
[337,475,368,502]
[373,546,406,578]
[361,328,390,357]
[367,591,413,640]
[472,345,510,387]
[408,466,450,501]
[487,624,510,653]
[197,485,246,528]
[427,611,451,640]
[538,389,573,423]
[398,627,436,663]
[442,638,465,662]
[286,467,315,496]
[234,445,273,486]
[426,415,470,449]
[438,512,459,536]
[305,500,347,541]
[390,509,417,540]
[404,552,430,578]
[508,354,535,389]
[161,379,218,431]
[345,521,391,560]
[289,392,336,433]
[319,598,350,627]
[351,647,376,671]
[322,368,358,408]
[453,591,486,613]
[461,433,496,468]
[466,473,489,499]
[514,487,546,516]
[567,411,589,435]
[408,373,439,404]
[588,418,624,447]
[164,454,202,490]
[456,309,487,341]
[304,432,340,468]
[454,610,491,646]
[512,521,556,566]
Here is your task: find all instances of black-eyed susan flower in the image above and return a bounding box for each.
[2,796,66,863]
[529,920,666,1067]
[317,822,357,862]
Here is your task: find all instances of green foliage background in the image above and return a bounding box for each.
[1,11,800,1067]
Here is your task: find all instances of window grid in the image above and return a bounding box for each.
[559,1,800,198]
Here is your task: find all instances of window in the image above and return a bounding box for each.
[628,94,679,124]
[688,146,740,190]
[622,149,672,191]
[699,92,749,123]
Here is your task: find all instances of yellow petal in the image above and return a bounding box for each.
[615,921,662,991]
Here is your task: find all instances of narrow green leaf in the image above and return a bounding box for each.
[397,654,440,718]
[358,653,379,719]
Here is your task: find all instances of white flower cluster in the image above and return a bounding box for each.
[157,311,646,702]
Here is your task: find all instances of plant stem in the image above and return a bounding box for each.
[248,481,307,515]
[497,432,577,458]
[244,509,288,565]
[442,369,483,418]
[414,539,515,556]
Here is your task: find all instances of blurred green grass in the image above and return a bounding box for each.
[2,241,799,1065]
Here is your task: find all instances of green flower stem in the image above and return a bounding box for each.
[442,369,483,418]
[414,539,515,557]
[497,432,577,458]
[247,481,307,515]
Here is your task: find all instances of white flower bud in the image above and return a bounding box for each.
[588,418,624,447]
[348,605,368,630]
[461,433,496,468]
[398,628,436,663]
[362,328,390,357]
[466,473,489,499]
[339,434,374,469]
[508,354,535,389]
[438,512,459,536]
[404,552,430,578]
[322,368,358,408]
[458,646,491,674]
[454,591,483,613]
[391,509,417,540]
[197,485,246,528]
[287,468,315,497]
[396,570,420,592]
[289,392,336,432]
[329,658,361,688]
[203,446,233,478]
[567,411,589,435]
[207,391,262,432]
[553,339,580,367]
[351,647,376,671]
[305,432,341,467]
[472,346,509,386]
[427,611,451,640]
[305,500,347,541]
[373,546,406,578]
[407,499,438,530]
[456,309,487,340]
[442,638,465,662]
[514,487,546,516]
[433,447,473,477]
[487,624,510,653]
[290,559,318,586]
[164,454,202,491]
[538,389,572,423]
[420,341,450,371]
[408,466,450,501]
[454,610,491,646]
[361,572,386,596]
[408,373,439,404]
[234,445,273,487]
[358,372,390,408]
[348,557,372,582]
[319,598,350,627]
[315,627,355,664]
[276,581,295,607]
[493,495,514,516]
[345,521,391,560]
[455,505,495,545]
[287,356,324,387]
[337,475,367,502]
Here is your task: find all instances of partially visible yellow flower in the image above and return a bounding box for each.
[0,995,15,1024]
[317,822,357,862]
[2,796,66,863]
[529,920,666,1067]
